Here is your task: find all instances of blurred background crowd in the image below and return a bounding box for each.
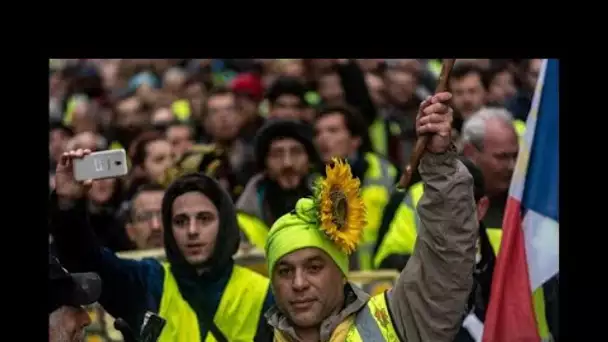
[48,58,540,253]
[48,58,553,341]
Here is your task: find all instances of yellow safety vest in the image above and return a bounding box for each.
[369,119,401,157]
[513,118,526,149]
[373,182,424,269]
[486,227,503,256]
[374,183,550,340]
[273,291,399,342]
[171,99,191,121]
[157,263,269,342]
[428,59,443,78]
[513,119,526,138]
[109,141,124,151]
[345,292,400,341]
[357,153,398,271]
[236,212,270,252]
[62,94,88,126]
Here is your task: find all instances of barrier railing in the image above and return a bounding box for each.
[85,248,399,341]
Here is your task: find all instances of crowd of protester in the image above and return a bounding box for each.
[48,58,557,341]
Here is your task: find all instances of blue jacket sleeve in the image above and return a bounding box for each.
[49,191,164,328]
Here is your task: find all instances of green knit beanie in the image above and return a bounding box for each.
[265,198,349,277]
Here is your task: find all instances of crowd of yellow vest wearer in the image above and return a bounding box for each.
[82,118,538,342]
[84,248,399,342]
[372,178,551,340]
[49,59,551,342]
[237,151,398,272]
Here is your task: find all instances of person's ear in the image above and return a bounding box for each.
[476,196,490,222]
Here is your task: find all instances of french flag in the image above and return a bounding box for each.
[482,59,559,342]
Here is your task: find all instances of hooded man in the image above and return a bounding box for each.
[236,119,322,252]
[50,150,275,342]
[264,92,479,341]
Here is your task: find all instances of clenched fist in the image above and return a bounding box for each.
[416,92,454,154]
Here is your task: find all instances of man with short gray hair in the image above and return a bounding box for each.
[459,103,553,341]
[462,107,519,200]
[461,107,519,261]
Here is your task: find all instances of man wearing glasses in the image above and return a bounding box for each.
[124,183,166,250]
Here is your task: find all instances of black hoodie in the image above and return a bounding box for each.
[161,173,274,340]
[161,173,240,280]
[162,173,275,340]
[49,173,274,341]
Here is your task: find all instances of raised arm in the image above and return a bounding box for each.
[387,93,478,342]
[49,149,163,327]
[336,59,378,126]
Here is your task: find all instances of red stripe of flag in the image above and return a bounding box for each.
[482,197,540,342]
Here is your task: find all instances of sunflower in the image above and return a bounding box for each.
[314,158,366,254]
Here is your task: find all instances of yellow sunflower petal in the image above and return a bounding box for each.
[317,158,366,254]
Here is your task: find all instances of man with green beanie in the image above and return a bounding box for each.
[264,91,479,341]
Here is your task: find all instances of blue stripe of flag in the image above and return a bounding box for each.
[522,59,559,221]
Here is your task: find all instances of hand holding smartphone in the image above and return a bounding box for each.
[55,148,129,201]
[73,149,129,181]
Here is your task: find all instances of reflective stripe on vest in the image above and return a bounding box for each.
[157,263,269,342]
[358,153,397,270]
[236,212,270,252]
[346,291,400,341]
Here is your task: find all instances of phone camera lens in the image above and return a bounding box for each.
[115,161,122,166]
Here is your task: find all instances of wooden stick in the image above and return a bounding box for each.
[396,59,456,190]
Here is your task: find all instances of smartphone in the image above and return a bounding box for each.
[140,311,166,342]
[73,149,128,181]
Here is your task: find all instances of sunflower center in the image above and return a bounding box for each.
[330,189,348,229]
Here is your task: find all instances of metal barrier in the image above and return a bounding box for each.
[85,248,399,341]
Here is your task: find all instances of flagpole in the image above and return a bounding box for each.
[397,59,456,190]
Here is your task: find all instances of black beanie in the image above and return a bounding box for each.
[265,76,307,105]
[254,119,321,172]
